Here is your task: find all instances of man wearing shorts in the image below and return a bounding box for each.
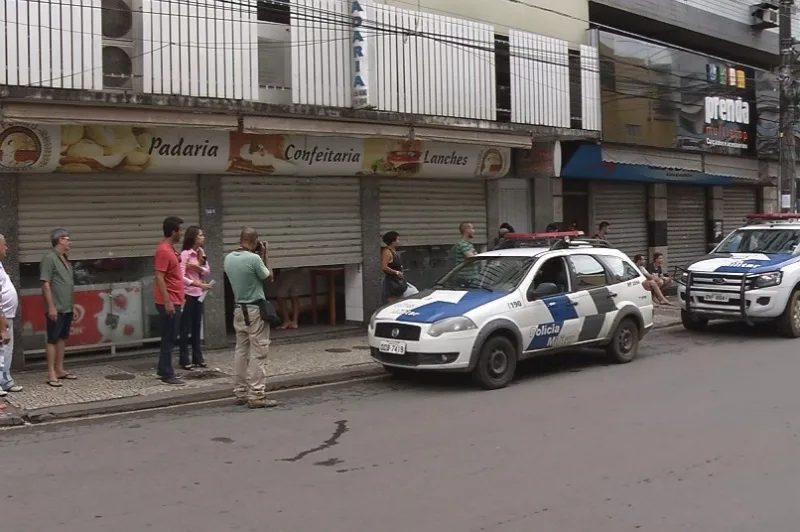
[40,228,77,387]
[276,268,305,330]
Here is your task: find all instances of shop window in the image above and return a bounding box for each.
[19,257,163,355]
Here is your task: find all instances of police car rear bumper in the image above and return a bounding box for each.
[368,326,476,371]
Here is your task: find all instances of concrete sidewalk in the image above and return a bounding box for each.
[0,307,683,426]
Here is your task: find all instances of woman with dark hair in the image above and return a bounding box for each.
[179,226,212,369]
[381,231,409,304]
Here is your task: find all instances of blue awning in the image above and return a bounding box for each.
[561,144,734,185]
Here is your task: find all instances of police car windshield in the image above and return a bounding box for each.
[434,256,533,292]
[715,229,800,255]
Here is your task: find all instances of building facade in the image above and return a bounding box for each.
[1,0,601,365]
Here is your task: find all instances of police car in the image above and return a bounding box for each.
[368,232,654,390]
[677,213,800,337]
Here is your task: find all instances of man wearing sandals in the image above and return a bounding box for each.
[40,228,77,387]
[0,234,22,397]
[634,254,671,306]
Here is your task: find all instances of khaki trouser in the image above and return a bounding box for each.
[232,305,271,400]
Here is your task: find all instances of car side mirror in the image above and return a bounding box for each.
[528,282,559,300]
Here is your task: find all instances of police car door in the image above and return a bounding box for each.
[523,256,581,351]
[565,254,619,344]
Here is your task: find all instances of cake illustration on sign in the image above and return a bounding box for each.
[227,133,297,174]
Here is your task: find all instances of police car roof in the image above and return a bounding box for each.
[738,223,800,230]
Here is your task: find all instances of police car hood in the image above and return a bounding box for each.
[375,289,506,324]
[688,252,800,274]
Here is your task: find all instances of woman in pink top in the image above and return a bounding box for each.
[179,226,212,369]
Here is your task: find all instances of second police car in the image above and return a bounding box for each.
[368,232,654,390]
[677,213,800,337]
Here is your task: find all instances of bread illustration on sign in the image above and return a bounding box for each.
[58,125,152,172]
[368,139,423,176]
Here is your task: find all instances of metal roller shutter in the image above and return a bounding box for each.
[723,187,757,235]
[221,176,361,268]
[592,182,648,259]
[380,179,488,246]
[18,175,200,262]
[497,179,531,233]
[667,185,707,269]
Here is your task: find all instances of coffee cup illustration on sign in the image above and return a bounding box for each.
[57,125,152,173]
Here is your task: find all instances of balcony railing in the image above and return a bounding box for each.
[0,0,601,130]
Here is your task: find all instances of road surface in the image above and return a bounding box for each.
[2,323,800,531]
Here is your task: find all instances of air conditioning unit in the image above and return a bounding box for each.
[101,0,142,91]
[751,3,780,30]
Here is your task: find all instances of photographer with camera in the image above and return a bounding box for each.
[223,227,280,408]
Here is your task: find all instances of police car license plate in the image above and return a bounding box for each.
[379,340,406,355]
[705,293,731,303]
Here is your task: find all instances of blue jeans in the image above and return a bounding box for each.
[156,304,182,379]
[0,319,15,390]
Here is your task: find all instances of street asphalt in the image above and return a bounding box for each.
[2,322,799,531]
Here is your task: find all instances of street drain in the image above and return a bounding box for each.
[325,348,352,353]
[105,373,135,381]
[352,346,370,350]
[182,370,227,380]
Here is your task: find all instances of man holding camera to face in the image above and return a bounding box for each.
[223,227,278,408]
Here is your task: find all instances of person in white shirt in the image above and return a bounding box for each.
[0,234,22,401]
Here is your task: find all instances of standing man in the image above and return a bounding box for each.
[452,222,477,263]
[154,216,185,385]
[40,228,76,387]
[592,221,611,241]
[224,227,277,409]
[0,234,22,394]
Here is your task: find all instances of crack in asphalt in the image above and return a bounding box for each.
[278,420,349,463]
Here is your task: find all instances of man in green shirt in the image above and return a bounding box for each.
[40,228,77,387]
[223,226,277,409]
[452,222,477,262]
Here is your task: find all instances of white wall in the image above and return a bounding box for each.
[381,0,590,44]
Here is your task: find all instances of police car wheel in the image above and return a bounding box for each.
[471,336,518,390]
[606,318,639,364]
[681,310,708,332]
[777,289,800,338]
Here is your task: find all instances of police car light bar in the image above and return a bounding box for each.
[745,212,800,220]
[505,231,585,239]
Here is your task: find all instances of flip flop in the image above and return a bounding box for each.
[58,373,77,380]
[47,380,63,387]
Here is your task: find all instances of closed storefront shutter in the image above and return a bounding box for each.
[592,182,648,259]
[221,176,362,268]
[18,175,200,262]
[379,179,488,246]
[497,179,531,234]
[667,185,707,269]
[723,187,757,235]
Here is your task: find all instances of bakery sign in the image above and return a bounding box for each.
[0,123,511,178]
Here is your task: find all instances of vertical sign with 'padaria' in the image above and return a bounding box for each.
[352,1,376,109]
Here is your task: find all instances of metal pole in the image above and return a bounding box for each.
[779,0,796,212]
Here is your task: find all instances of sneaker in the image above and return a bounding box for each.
[161,377,185,385]
[6,385,22,393]
[248,398,278,409]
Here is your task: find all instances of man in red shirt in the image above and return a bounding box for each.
[154,216,185,384]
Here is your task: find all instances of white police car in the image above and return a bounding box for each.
[368,232,654,390]
[677,213,800,337]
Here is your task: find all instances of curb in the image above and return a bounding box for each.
[7,363,385,425]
